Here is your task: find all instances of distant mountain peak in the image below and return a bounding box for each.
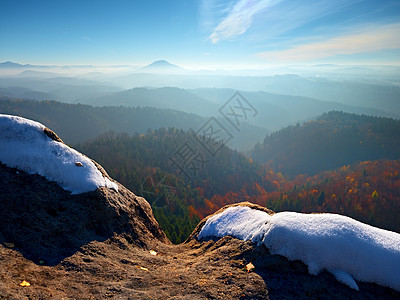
[139,60,184,73]
[147,60,178,67]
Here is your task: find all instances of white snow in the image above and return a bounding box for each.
[198,206,400,291]
[0,114,118,194]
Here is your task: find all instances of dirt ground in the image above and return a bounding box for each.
[1,234,400,300]
[0,235,267,299]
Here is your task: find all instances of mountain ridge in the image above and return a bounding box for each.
[0,98,266,151]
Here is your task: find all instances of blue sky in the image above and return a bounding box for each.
[1,0,399,68]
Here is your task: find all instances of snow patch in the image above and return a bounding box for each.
[0,114,118,194]
[198,206,400,291]
[198,205,271,244]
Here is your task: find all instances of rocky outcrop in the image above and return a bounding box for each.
[0,162,168,265]
[187,201,274,241]
[190,203,400,299]
[0,122,399,299]
[0,124,168,266]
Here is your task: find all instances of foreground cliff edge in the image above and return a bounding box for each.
[0,114,399,299]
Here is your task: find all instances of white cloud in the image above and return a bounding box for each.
[256,23,400,63]
[209,0,281,43]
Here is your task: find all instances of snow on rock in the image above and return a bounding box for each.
[0,114,118,194]
[198,206,400,291]
[198,205,272,244]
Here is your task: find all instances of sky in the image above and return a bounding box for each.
[1,0,399,68]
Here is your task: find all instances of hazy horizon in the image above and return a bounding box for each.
[1,0,399,69]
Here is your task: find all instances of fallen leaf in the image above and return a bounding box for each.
[149,250,157,256]
[136,265,149,271]
[246,262,255,273]
[20,280,30,287]
[3,242,14,248]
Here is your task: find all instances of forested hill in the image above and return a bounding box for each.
[75,128,262,199]
[250,111,400,176]
[75,128,264,243]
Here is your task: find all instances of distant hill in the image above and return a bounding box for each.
[0,87,53,100]
[0,99,204,144]
[16,70,62,78]
[250,111,400,176]
[97,72,400,116]
[87,87,218,116]
[1,71,398,125]
[0,98,266,150]
[263,74,400,115]
[0,61,30,68]
[77,85,398,133]
[0,76,122,102]
[1,62,399,116]
[190,88,398,131]
[0,61,48,70]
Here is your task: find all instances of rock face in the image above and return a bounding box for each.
[0,124,168,266]
[0,162,168,266]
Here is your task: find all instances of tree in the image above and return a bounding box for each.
[317,191,325,206]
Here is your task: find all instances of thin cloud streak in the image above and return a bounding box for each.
[209,0,281,43]
[256,23,400,63]
[246,0,364,44]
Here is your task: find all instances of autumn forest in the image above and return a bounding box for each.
[73,111,400,243]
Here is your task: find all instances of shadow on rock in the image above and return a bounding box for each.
[0,163,168,265]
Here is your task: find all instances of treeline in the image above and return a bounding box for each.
[250,111,400,176]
